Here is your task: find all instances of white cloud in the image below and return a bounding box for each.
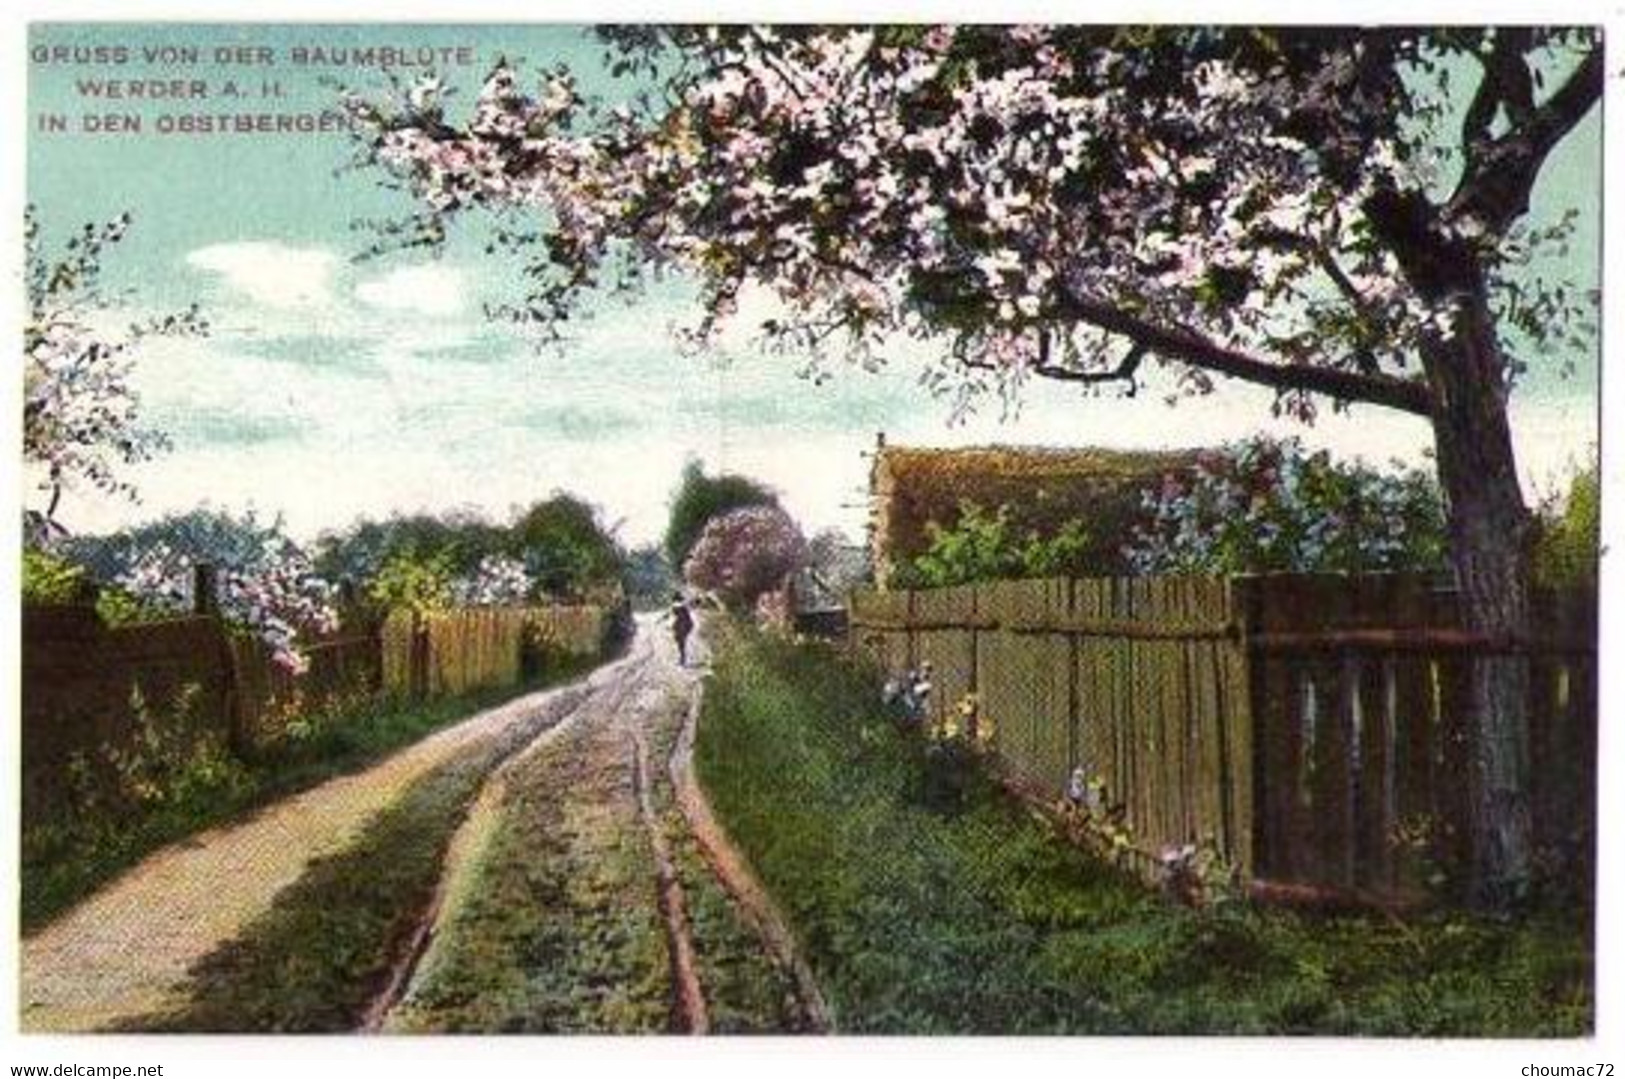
[65,279,1599,553]
[186,241,339,310]
[355,264,465,318]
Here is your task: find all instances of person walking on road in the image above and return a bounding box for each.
[670,592,696,667]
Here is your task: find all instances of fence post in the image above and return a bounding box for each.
[967,585,981,742]
[1064,577,1079,784]
[193,562,219,617]
[410,610,430,699]
[1229,575,1261,881]
[220,628,252,757]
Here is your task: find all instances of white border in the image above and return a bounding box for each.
[2,3,1619,1077]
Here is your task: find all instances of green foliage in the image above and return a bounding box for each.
[316,495,624,606]
[99,684,252,813]
[508,494,625,598]
[1532,459,1600,589]
[91,586,171,627]
[695,632,1592,1035]
[22,547,90,604]
[622,543,675,610]
[314,511,506,587]
[366,550,453,613]
[896,502,1093,588]
[663,460,778,568]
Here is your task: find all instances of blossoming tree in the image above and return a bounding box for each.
[346,26,1602,905]
[23,208,206,540]
[683,504,806,612]
[65,510,338,674]
[451,553,536,606]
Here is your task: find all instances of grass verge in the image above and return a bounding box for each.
[695,630,1594,1036]
[22,656,598,933]
[644,702,805,1033]
[383,709,671,1033]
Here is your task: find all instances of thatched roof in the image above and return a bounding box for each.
[869,441,1201,586]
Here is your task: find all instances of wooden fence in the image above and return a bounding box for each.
[850,574,1595,904]
[22,601,609,824]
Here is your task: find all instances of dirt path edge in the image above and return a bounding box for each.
[631,725,710,1035]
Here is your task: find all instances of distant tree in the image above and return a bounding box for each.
[1124,436,1447,576]
[314,509,505,587]
[683,504,806,611]
[663,461,779,568]
[623,543,675,610]
[366,549,455,614]
[507,494,624,597]
[24,207,206,540]
[314,497,623,606]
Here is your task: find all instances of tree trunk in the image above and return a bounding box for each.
[1421,293,1534,909]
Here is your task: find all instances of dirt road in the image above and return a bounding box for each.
[379,617,827,1033]
[21,618,827,1034]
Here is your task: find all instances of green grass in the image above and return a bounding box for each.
[22,655,599,933]
[642,706,805,1033]
[385,720,672,1033]
[695,630,1594,1036]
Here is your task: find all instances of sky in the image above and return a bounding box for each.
[24,22,1603,548]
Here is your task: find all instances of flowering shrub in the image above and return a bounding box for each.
[1055,766,1239,906]
[62,509,337,673]
[663,462,779,568]
[118,542,336,673]
[1155,841,1242,909]
[1124,436,1446,575]
[1058,768,1136,866]
[682,504,806,611]
[451,553,535,606]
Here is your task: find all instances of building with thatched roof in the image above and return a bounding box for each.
[867,436,1201,589]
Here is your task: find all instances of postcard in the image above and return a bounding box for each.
[10,14,1610,1069]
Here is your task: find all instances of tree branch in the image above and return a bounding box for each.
[1462,29,1537,151]
[1052,291,1435,416]
[1253,226,1385,370]
[1449,42,1603,236]
[1031,329,1148,391]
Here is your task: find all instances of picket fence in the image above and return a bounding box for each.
[850,574,1595,904]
